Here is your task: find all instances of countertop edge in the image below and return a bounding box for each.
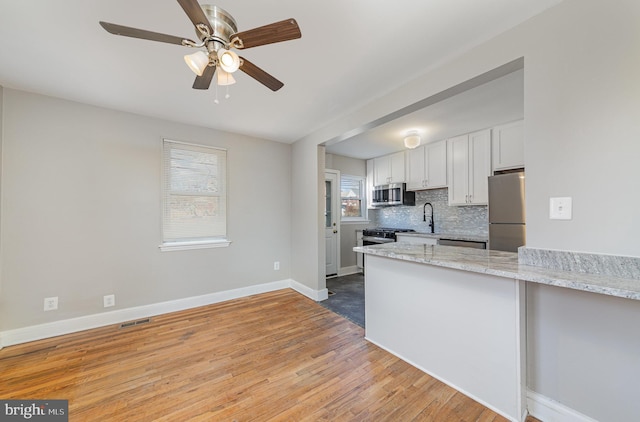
[395,232,489,242]
[354,245,640,301]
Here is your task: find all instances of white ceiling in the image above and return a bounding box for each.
[326,68,524,159]
[0,1,560,144]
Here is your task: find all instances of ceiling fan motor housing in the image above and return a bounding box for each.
[200,5,237,49]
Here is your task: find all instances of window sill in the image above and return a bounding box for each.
[159,239,231,252]
[341,220,371,225]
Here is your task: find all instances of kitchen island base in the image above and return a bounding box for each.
[365,254,526,422]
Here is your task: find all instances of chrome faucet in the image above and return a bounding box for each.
[423,202,434,233]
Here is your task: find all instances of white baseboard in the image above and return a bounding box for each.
[0,279,326,348]
[527,389,599,422]
[290,279,328,301]
[338,265,362,276]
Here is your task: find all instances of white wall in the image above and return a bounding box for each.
[291,140,324,294]
[0,86,3,313]
[298,0,640,256]
[527,284,640,421]
[326,153,367,178]
[291,0,640,419]
[0,89,292,331]
[523,0,640,255]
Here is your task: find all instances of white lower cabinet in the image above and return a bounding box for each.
[395,234,438,245]
[447,129,491,205]
[365,255,526,421]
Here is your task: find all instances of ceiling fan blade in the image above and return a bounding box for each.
[176,0,213,34]
[239,57,284,91]
[232,19,301,49]
[193,65,216,90]
[99,21,194,46]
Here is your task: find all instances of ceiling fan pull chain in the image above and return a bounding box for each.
[214,81,220,104]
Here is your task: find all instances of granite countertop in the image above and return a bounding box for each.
[396,232,489,243]
[353,243,640,301]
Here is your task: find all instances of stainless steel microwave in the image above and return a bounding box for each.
[372,183,415,207]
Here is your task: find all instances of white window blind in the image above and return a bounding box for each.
[161,139,228,249]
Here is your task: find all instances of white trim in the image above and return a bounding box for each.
[0,279,327,348]
[324,169,341,276]
[527,389,600,422]
[162,137,227,152]
[159,239,231,251]
[340,173,368,221]
[340,220,371,225]
[338,265,361,276]
[290,279,329,301]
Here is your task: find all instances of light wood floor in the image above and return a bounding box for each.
[1,289,541,421]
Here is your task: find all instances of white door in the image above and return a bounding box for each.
[324,170,340,277]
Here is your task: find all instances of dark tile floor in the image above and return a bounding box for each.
[319,272,365,327]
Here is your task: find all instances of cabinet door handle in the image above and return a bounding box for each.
[468,194,472,203]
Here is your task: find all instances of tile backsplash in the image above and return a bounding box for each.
[370,188,488,237]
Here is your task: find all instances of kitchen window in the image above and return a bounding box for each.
[340,174,368,223]
[160,139,230,251]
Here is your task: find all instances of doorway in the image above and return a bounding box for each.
[324,170,340,277]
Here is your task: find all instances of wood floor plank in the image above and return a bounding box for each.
[0,289,539,421]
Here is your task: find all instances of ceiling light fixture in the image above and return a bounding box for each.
[404,132,421,149]
[184,50,210,76]
[217,48,240,73]
[216,69,236,86]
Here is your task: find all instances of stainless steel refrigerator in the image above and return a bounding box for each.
[488,171,525,252]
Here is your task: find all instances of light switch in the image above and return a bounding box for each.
[550,197,572,220]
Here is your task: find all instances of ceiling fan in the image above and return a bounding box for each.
[99,0,301,92]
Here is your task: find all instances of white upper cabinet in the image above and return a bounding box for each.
[492,120,524,171]
[447,129,491,205]
[406,147,425,190]
[407,141,447,191]
[366,159,374,209]
[374,151,406,185]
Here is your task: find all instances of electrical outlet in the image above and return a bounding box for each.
[273,261,280,270]
[44,296,58,311]
[103,294,115,308]
[550,197,572,220]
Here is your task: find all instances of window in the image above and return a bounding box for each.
[160,139,229,251]
[340,175,367,222]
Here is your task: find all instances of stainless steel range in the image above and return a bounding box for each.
[362,228,415,245]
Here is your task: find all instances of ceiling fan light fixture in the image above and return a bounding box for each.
[404,132,421,149]
[217,48,240,73]
[184,50,210,76]
[217,69,236,86]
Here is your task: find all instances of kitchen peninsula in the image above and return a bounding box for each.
[353,242,640,422]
